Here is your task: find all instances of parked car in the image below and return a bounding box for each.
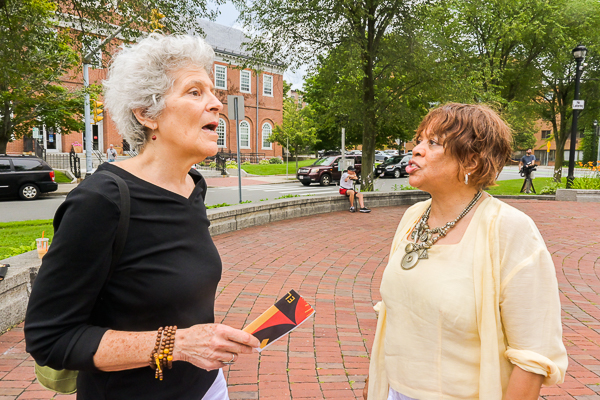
[375,151,389,163]
[383,149,399,156]
[347,150,362,155]
[375,154,412,178]
[0,155,58,200]
[296,155,362,186]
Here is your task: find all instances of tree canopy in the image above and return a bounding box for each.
[0,0,82,154]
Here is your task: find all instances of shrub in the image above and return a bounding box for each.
[242,161,251,165]
[259,159,270,165]
[539,182,560,195]
[209,161,216,168]
[269,157,283,164]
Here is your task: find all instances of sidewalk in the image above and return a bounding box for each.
[1,199,598,399]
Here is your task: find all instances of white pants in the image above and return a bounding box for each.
[388,388,417,400]
[202,369,229,400]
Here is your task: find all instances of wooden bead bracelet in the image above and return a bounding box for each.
[149,325,177,380]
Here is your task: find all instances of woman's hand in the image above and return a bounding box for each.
[174,324,260,371]
[363,375,369,400]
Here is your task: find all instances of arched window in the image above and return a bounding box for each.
[239,121,250,149]
[217,119,226,148]
[261,123,272,149]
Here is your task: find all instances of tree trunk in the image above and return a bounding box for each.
[0,132,8,154]
[360,17,377,192]
[553,140,565,182]
[295,145,299,171]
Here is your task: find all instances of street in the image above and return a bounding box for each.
[0,166,588,222]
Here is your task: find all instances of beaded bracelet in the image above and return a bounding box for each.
[149,325,177,380]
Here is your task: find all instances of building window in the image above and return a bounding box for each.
[262,123,272,149]
[263,74,273,96]
[240,121,250,149]
[541,130,551,139]
[217,119,226,148]
[240,70,251,93]
[215,65,227,89]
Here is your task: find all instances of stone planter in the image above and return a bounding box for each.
[556,189,600,202]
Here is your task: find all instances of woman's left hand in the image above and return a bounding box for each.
[173,323,260,371]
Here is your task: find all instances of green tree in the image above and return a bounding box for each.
[270,95,317,171]
[531,0,600,180]
[0,0,82,154]
[237,0,421,191]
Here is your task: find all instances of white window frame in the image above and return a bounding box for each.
[263,74,273,97]
[240,70,251,93]
[215,65,227,90]
[261,123,272,149]
[239,121,250,149]
[217,118,226,148]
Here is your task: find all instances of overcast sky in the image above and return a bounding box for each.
[213,1,307,90]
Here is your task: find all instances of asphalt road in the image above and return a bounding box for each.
[0,166,587,222]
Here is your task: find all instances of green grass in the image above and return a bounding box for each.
[241,160,315,175]
[485,177,566,196]
[53,170,72,183]
[0,220,54,260]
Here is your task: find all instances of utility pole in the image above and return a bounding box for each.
[594,120,600,167]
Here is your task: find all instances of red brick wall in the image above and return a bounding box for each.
[9,54,283,161]
[214,62,284,160]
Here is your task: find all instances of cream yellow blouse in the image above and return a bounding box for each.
[367,197,567,400]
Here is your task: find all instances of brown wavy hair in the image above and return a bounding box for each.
[414,103,513,189]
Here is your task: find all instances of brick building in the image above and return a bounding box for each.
[7,20,284,160]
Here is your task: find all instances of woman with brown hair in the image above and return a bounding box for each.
[364,103,567,400]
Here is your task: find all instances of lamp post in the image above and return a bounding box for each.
[567,44,587,188]
[594,120,600,166]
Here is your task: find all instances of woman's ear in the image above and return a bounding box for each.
[132,108,158,131]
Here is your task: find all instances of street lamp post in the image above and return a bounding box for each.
[567,44,587,188]
[594,120,600,166]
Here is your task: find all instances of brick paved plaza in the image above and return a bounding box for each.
[0,199,599,399]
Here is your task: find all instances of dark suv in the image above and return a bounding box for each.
[297,155,362,186]
[375,154,412,178]
[0,155,58,200]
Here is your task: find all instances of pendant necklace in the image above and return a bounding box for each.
[401,191,483,270]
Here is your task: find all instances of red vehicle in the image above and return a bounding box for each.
[296,155,362,186]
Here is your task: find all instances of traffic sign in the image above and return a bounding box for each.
[573,100,585,110]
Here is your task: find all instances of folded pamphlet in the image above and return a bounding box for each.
[243,289,315,352]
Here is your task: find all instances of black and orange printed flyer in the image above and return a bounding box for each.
[243,289,315,352]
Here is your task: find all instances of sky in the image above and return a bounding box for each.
[213,1,307,90]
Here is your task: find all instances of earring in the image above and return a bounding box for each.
[152,135,157,141]
[465,172,471,185]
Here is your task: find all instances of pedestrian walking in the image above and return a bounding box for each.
[25,33,260,400]
[364,103,566,400]
[107,143,117,162]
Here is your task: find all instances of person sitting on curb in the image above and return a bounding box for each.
[340,166,371,213]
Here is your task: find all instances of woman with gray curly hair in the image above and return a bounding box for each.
[25,33,259,400]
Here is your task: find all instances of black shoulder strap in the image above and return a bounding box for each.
[96,170,130,282]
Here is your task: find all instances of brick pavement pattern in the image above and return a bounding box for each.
[0,199,598,399]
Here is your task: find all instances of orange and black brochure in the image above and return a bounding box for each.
[243,289,315,352]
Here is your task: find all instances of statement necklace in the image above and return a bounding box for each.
[401,191,483,270]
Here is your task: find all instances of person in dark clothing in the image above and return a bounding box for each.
[519,148,537,194]
[24,33,260,400]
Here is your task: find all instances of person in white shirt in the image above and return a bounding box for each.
[107,144,117,162]
[339,166,370,213]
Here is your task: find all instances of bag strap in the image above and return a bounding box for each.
[95,170,130,282]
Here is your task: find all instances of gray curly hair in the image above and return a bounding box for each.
[103,33,215,152]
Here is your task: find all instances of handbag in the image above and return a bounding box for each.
[34,170,130,394]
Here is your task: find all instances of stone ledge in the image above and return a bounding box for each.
[556,189,600,202]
